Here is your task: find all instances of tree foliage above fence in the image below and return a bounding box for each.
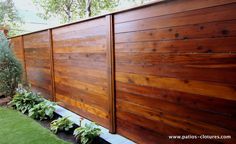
[0,0,23,36]
[33,0,118,23]
[32,0,153,23]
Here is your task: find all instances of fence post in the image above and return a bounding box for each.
[106,15,116,133]
[20,35,27,82]
[48,29,56,102]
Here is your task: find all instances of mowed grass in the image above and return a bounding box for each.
[0,107,70,144]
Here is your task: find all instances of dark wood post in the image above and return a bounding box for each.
[106,15,116,133]
[48,29,56,102]
[20,35,27,82]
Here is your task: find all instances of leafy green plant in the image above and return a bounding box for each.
[8,87,43,114]
[50,116,74,134]
[29,100,56,120]
[0,32,23,97]
[73,123,102,144]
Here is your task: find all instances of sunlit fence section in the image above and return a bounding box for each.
[10,0,236,143]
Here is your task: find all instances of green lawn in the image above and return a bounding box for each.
[0,107,70,144]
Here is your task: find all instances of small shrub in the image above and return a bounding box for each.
[50,116,74,134]
[0,32,23,97]
[73,123,102,144]
[29,100,56,120]
[8,87,43,114]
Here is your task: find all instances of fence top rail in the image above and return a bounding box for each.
[9,0,167,38]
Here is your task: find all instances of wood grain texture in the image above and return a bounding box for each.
[52,17,110,128]
[114,0,236,23]
[48,29,56,101]
[23,31,53,100]
[10,36,26,72]
[106,15,116,133]
[114,0,236,143]
[9,0,236,143]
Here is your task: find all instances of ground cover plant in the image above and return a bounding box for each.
[50,116,74,134]
[0,107,69,144]
[0,32,22,97]
[29,100,56,120]
[8,87,43,114]
[74,123,102,144]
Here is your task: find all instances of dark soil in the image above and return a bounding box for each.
[0,97,11,106]
[37,113,110,144]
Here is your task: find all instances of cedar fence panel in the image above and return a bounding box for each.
[10,36,26,79]
[52,17,110,129]
[11,36,25,68]
[114,0,236,143]
[23,31,53,100]
[9,0,236,143]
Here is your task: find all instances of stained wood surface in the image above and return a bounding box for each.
[106,15,116,133]
[48,29,56,101]
[114,0,236,143]
[52,17,110,128]
[23,31,53,100]
[9,0,236,143]
[10,36,25,71]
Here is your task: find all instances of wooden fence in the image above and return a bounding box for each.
[10,0,236,143]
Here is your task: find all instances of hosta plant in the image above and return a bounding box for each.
[73,123,101,144]
[50,116,74,134]
[29,100,56,120]
[8,88,43,114]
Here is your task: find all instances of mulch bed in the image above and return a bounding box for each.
[0,97,11,106]
[36,113,77,144]
[37,113,110,144]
